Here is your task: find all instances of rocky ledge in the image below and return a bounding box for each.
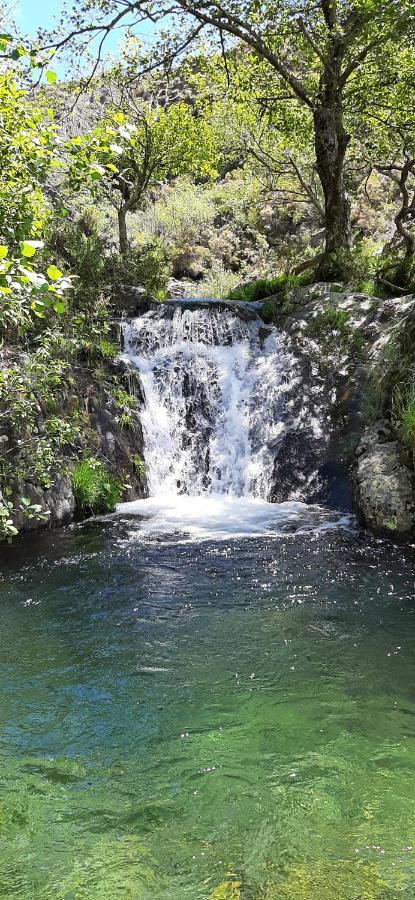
[354,421,415,537]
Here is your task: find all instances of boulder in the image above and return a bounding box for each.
[354,420,415,535]
[11,474,75,532]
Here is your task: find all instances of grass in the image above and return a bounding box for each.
[228,273,306,304]
[393,385,415,447]
[71,457,123,518]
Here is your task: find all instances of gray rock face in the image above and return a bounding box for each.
[354,421,415,536]
[12,474,75,533]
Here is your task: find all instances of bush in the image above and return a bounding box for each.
[393,385,415,448]
[136,180,217,248]
[322,238,381,291]
[47,213,107,310]
[228,273,305,303]
[106,240,171,299]
[185,262,241,299]
[71,457,123,518]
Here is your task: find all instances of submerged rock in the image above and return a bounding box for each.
[354,421,415,536]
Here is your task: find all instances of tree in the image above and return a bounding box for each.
[67,90,219,255]
[44,0,414,274]
[352,42,415,287]
[0,64,72,334]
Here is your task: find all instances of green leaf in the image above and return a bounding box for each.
[45,70,57,84]
[19,240,44,258]
[53,301,66,314]
[0,246,8,259]
[47,264,63,281]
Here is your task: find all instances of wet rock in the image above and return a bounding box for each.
[12,474,75,532]
[354,421,415,535]
[114,285,153,316]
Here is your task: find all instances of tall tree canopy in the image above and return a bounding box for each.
[42,0,415,273]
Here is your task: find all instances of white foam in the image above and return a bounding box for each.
[122,307,296,499]
[116,494,352,541]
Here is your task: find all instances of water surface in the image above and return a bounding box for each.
[1,506,415,898]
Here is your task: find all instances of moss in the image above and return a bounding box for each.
[304,307,364,356]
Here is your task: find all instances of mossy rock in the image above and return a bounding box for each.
[259,859,406,900]
[210,880,242,899]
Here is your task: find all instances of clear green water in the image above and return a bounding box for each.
[1,516,415,898]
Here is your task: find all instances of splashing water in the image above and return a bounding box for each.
[122,302,297,500]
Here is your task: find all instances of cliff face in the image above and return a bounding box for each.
[263,284,415,535]
[0,352,148,538]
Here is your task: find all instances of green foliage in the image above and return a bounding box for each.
[322,240,381,291]
[131,453,146,476]
[0,497,49,543]
[71,457,123,518]
[0,501,18,542]
[209,881,241,899]
[0,71,74,334]
[393,385,415,449]
[229,274,304,303]
[0,338,80,488]
[186,263,241,299]
[106,240,171,299]
[304,307,364,355]
[67,100,220,254]
[47,214,106,311]
[111,387,139,429]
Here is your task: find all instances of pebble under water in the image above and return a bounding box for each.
[1,509,415,898]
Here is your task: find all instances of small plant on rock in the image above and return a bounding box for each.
[71,457,123,518]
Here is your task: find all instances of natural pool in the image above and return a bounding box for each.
[1,503,415,898]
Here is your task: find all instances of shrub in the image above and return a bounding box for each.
[322,238,381,290]
[136,180,217,248]
[106,240,171,299]
[47,215,107,310]
[71,457,122,518]
[186,263,241,299]
[393,385,415,448]
[228,273,305,303]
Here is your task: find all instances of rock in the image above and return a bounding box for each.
[11,474,75,532]
[354,420,415,535]
[114,285,153,316]
[172,244,212,280]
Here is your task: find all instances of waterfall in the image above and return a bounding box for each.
[122,302,296,500]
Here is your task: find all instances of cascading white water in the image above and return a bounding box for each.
[122,302,297,500]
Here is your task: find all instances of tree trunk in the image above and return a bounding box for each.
[118,206,128,256]
[313,39,351,274]
[395,239,415,286]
